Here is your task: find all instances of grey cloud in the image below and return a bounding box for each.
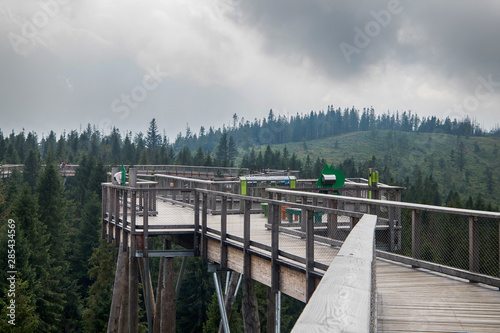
[236,0,500,83]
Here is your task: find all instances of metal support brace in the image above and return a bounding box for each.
[275,291,281,333]
[232,274,243,306]
[213,272,231,333]
[175,256,187,299]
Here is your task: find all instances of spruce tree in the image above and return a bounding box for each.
[36,163,75,331]
[82,239,115,333]
[23,149,41,192]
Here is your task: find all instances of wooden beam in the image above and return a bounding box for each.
[388,191,395,251]
[108,187,114,243]
[305,209,315,302]
[102,186,107,239]
[129,254,139,333]
[122,190,128,252]
[162,240,176,333]
[202,193,208,260]
[194,191,200,255]
[221,196,228,269]
[292,214,377,333]
[118,248,130,333]
[243,199,251,277]
[143,191,149,258]
[412,209,421,261]
[108,246,127,332]
[469,216,480,274]
[115,189,121,247]
[327,199,338,240]
[153,256,163,333]
[270,204,280,294]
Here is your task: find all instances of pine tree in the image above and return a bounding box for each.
[82,240,115,333]
[177,258,214,332]
[146,118,162,149]
[227,136,237,166]
[36,163,75,331]
[216,133,229,166]
[23,149,41,192]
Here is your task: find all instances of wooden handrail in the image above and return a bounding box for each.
[292,214,378,333]
[267,188,500,219]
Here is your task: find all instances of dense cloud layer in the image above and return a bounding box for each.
[0,0,499,137]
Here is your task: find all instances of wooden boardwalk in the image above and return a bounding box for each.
[135,201,500,332]
[377,259,500,332]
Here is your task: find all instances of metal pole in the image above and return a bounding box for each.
[224,271,231,295]
[231,274,243,307]
[213,272,231,333]
[275,291,281,333]
[175,256,187,299]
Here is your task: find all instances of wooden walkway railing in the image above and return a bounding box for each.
[267,188,500,288]
[292,214,378,332]
[101,169,500,332]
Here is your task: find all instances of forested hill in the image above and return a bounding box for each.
[238,130,500,209]
[173,107,498,152]
[1,107,499,208]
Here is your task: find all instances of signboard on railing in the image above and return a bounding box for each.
[239,176,296,195]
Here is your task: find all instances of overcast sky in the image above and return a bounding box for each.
[1,0,499,139]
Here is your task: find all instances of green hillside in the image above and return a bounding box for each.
[240,130,500,205]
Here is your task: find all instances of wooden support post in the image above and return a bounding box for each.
[328,199,338,241]
[128,252,139,333]
[175,257,187,300]
[243,199,251,277]
[118,248,130,333]
[115,189,121,247]
[131,191,137,254]
[108,187,114,243]
[469,216,480,273]
[242,277,260,333]
[221,196,228,269]
[267,287,275,333]
[412,209,421,261]
[162,250,176,332]
[305,209,315,302]
[140,258,155,333]
[129,168,137,187]
[396,190,402,250]
[107,246,128,332]
[300,195,307,235]
[202,193,208,260]
[388,191,395,252]
[151,183,157,213]
[270,204,280,294]
[129,190,139,332]
[122,190,128,252]
[268,203,280,333]
[194,191,200,255]
[211,183,217,213]
[102,186,107,239]
[144,191,149,258]
[153,256,164,333]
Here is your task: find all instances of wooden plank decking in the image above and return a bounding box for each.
[377,259,500,332]
[119,199,500,332]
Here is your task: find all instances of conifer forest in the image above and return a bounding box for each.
[1,108,499,332]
